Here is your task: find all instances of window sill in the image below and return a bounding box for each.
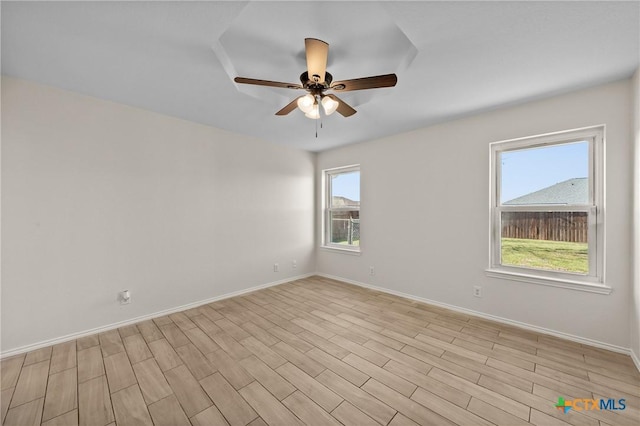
[485,268,612,294]
[320,245,361,256]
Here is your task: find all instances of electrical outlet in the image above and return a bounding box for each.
[119,290,131,305]
[473,286,482,298]
[292,260,297,269]
[273,263,279,272]
[369,266,375,276]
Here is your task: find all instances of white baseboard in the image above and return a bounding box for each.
[317,273,634,357]
[0,273,314,359]
[631,349,640,373]
[4,271,637,373]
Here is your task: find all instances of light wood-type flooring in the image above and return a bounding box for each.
[2,276,639,426]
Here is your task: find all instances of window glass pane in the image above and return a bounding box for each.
[329,210,360,246]
[331,171,360,208]
[500,141,589,205]
[501,211,588,274]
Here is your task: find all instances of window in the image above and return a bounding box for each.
[323,165,360,252]
[488,126,608,293]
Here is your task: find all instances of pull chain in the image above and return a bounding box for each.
[314,96,323,138]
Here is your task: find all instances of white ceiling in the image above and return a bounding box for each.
[2,1,639,152]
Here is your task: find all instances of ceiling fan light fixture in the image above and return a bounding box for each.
[321,96,339,115]
[305,103,320,119]
[297,94,315,113]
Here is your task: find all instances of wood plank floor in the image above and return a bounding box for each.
[2,276,639,426]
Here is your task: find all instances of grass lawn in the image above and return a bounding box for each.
[501,238,588,274]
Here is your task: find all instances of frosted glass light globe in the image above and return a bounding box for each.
[321,96,339,115]
[305,104,320,119]
[297,94,315,113]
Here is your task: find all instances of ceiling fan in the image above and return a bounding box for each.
[234,38,397,119]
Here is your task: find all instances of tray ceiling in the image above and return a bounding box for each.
[2,1,638,151]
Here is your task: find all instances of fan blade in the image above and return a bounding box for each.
[234,77,302,90]
[305,38,329,84]
[275,97,302,116]
[331,73,397,92]
[326,94,357,117]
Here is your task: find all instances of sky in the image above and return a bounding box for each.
[332,171,360,202]
[500,141,588,203]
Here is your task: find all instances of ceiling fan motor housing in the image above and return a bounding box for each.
[300,71,333,90]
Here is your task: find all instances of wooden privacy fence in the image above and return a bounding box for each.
[501,211,588,243]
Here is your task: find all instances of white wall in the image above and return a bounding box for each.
[2,75,636,356]
[1,77,316,353]
[632,68,640,365]
[317,79,633,349]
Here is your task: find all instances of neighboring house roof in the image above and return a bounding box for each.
[332,196,360,207]
[504,178,588,205]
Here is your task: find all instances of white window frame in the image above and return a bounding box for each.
[322,164,361,253]
[486,125,610,294]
